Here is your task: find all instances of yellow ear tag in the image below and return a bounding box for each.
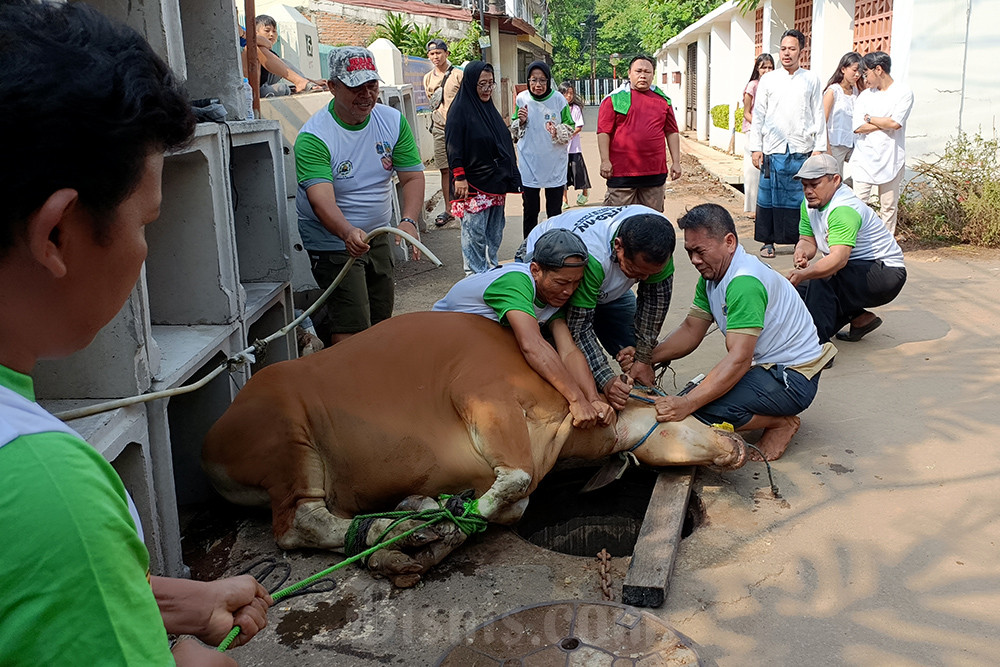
[711,422,735,432]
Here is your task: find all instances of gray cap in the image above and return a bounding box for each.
[794,153,840,180]
[530,229,589,268]
[328,46,382,87]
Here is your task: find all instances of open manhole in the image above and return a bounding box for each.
[436,600,703,665]
[515,465,706,558]
[515,466,656,557]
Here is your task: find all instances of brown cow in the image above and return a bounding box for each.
[203,312,746,586]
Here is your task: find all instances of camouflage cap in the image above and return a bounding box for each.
[328,46,382,87]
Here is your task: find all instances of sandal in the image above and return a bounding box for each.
[835,316,882,342]
[759,244,775,258]
[576,193,588,206]
[434,212,450,227]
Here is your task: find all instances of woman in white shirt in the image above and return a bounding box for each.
[741,54,774,218]
[822,52,864,175]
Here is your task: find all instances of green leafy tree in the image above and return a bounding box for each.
[450,22,483,64]
[371,13,445,57]
[549,0,724,84]
[371,12,413,47]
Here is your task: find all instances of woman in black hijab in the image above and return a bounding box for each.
[445,60,520,274]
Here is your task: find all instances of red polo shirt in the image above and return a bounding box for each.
[598,89,678,181]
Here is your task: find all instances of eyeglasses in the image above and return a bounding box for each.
[528,78,548,85]
[477,82,496,90]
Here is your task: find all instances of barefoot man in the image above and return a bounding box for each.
[632,203,836,460]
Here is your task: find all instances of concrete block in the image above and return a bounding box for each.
[177,0,244,120]
[369,38,404,86]
[147,126,240,325]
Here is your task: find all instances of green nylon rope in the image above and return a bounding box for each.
[216,495,486,651]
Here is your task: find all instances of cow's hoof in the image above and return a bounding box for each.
[389,573,422,588]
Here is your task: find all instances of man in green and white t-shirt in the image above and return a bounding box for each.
[519,205,676,411]
[638,204,836,461]
[295,46,425,345]
[434,229,613,428]
[787,154,907,343]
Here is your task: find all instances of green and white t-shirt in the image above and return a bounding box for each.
[0,364,172,665]
[691,245,823,367]
[799,184,905,267]
[295,101,423,252]
[514,90,574,189]
[432,263,563,325]
[523,205,675,309]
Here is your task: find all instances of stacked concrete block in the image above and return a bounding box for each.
[34,1,296,577]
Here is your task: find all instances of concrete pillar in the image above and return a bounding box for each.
[369,38,403,86]
[811,0,854,80]
[696,33,710,142]
[676,45,688,132]
[709,22,731,148]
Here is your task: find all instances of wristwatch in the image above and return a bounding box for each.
[399,217,416,226]
[864,113,872,123]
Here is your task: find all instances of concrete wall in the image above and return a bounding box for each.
[895,0,1000,161]
[809,0,855,84]
[253,1,324,80]
[304,0,471,45]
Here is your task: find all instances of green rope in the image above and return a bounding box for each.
[216,494,486,651]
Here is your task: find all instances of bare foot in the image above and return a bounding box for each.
[749,416,800,461]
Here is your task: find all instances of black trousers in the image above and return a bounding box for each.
[522,186,564,238]
[797,259,907,342]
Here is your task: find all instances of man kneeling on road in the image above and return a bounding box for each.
[787,154,907,343]
[517,206,676,411]
[434,229,614,427]
[627,203,835,461]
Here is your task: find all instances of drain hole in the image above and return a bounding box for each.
[559,637,580,651]
[682,490,706,538]
[515,466,658,557]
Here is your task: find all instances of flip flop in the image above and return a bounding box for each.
[835,316,882,342]
[759,244,775,258]
[434,212,450,227]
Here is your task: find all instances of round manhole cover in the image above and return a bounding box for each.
[436,600,703,666]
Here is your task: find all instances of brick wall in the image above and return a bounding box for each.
[305,10,376,47]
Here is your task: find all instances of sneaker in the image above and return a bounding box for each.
[577,193,588,206]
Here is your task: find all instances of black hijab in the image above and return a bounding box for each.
[525,60,551,101]
[444,60,520,194]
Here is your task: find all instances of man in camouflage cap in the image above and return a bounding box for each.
[295,46,425,345]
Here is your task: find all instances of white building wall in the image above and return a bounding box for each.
[730,11,756,154]
[895,0,999,162]
[676,46,689,131]
[810,0,854,83]
[708,23,732,149]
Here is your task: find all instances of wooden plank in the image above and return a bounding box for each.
[621,466,695,608]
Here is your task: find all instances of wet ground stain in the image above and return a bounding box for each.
[276,595,359,648]
[828,463,854,475]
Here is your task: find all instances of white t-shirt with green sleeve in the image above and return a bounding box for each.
[0,364,173,665]
[523,205,675,309]
[691,244,823,367]
[514,90,574,188]
[799,184,904,267]
[432,263,563,325]
[295,101,423,252]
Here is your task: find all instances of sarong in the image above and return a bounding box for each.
[755,148,809,245]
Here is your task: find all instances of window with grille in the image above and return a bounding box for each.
[794,0,813,69]
[755,8,763,56]
[854,0,893,54]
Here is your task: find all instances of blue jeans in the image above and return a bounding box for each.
[594,292,637,356]
[694,365,820,428]
[461,204,505,274]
